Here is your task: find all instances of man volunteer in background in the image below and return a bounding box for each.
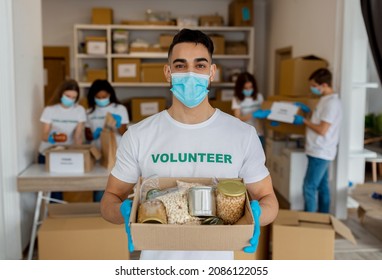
[100,28,279,260]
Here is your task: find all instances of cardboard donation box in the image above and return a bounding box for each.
[229,0,254,26]
[85,37,107,55]
[272,210,356,260]
[92,7,113,24]
[199,15,224,26]
[38,203,129,260]
[45,145,101,173]
[159,34,174,50]
[130,97,167,123]
[351,184,382,221]
[113,58,141,82]
[279,55,328,96]
[261,95,319,135]
[141,63,167,83]
[210,34,225,55]
[129,177,256,251]
[86,68,107,82]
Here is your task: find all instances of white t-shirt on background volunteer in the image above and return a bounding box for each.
[112,109,269,260]
[39,104,87,154]
[231,93,264,136]
[86,103,129,149]
[305,93,342,160]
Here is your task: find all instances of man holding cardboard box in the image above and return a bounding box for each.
[101,29,278,260]
[295,68,342,213]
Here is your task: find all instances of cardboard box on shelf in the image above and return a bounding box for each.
[121,20,175,26]
[44,145,101,173]
[209,34,225,55]
[199,15,224,26]
[210,100,233,115]
[215,89,235,102]
[261,95,320,135]
[86,68,107,82]
[271,209,356,260]
[159,34,174,50]
[279,55,328,96]
[130,97,167,123]
[141,63,167,83]
[92,7,113,24]
[85,36,107,55]
[130,177,256,251]
[225,41,247,55]
[38,203,129,260]
[113,58,141,82]
[228,0,254,26]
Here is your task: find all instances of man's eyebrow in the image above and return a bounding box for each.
[195,57,209,63]
[172,58,187,64]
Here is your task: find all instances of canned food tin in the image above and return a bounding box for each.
[137,199,167,224]
[188,186,216,217]
[216,180,246,224]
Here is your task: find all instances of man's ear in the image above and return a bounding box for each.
[210,64,217,82]
[163,64,171,82]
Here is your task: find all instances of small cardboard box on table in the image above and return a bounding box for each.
[129,177,262,254]
[38,203,129,260]
[45,145,101,173]
[271,210,356,260]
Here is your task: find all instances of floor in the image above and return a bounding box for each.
[24,169,382,260]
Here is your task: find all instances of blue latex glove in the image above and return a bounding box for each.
[48,132,56,144]
[293,115,304,125]
[294,102,311,113]
[92,127,103,140]
[111,114,122,128]
[120,200,134,252]
[270,121,279,127]
[252,109,271,119]
[244,200,262,253]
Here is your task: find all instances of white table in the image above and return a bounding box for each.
[17,164,110,260]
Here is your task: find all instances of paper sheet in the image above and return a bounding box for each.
[267,102,299,123]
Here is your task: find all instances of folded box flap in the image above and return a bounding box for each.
[274,210,299,226]
[330,216,357,245]
[89,146,102,160]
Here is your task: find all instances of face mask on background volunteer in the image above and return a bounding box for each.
[243,89,253,97]
[170,72,210,108]
[95,97,110,107]
[61,95,75,107]
[310,86,322,95]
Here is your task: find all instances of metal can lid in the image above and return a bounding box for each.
[217,180,246,197]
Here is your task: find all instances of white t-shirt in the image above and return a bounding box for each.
[39,104,86,154]
[112,109,269,260]
[306,93,342,160]
[231,93,264,135]
[86,103,129,149]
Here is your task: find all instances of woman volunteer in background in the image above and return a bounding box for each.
[85,79,129,201]
[38,79,87,200]
[231,72,265,147]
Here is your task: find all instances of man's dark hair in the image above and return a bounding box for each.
[168,29,214,59]
[309,68,332,87]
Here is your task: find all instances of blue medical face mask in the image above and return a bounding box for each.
[170,72,210,108]
[61,95,75,107]
[310,86,322,95]
[95,97,110,107]
[243,89,253,97]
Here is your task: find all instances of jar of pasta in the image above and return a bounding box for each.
[137,199,167,224]
[216,180,246,224]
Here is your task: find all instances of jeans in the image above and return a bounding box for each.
[302,155,331,213]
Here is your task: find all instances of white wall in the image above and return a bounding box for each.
[267,0,340,95]
[0,0,43,259]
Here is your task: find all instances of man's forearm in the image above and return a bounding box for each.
[100,192,125,224]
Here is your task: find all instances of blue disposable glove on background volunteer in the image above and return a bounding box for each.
[92,127,103,140]
[112,114,122,128]
[244,200,262,253]
[120,199,134,252]
[294,102,311,113]
[48,132,56,144]
[293,115,304,125]
[252,109,271,119]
